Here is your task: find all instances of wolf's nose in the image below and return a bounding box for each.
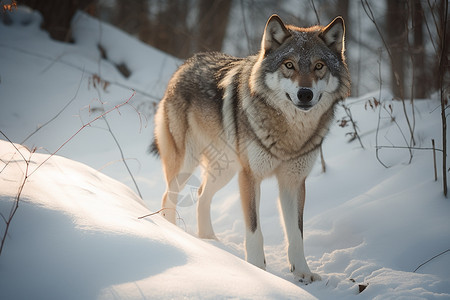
[297,88,313,103]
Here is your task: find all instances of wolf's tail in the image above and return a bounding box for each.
[148,139,160,157]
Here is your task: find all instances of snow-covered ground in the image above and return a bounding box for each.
[1,7,449,299]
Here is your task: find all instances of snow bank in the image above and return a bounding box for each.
[71,11,180,96]
[0,141,314,299]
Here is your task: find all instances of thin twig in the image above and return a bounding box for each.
[423,1,438,53]
[0,162,27,256]
[21,71,85,144]
[0,44,161,102]
[375,49,388,168]
[432,139,437,181]
[361,0,416,147]
[93,19,143,199]
[361,1,393,64]
[0,132,33,256]
[405,1,416,146]
[239,0,252,53]
[310,0,321,24]
[27,90,136,178]
[0,131,27,162]
[138,208,187,232]
[319,145,326,173]
[413,248,450,273]
[382,105,414,164]
[427,0,441,41]
[103,116,143,199]
[375,145,443,152]
[340,102,365,149]
[138,208,168,219]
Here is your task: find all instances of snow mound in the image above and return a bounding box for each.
[0,140,315,299]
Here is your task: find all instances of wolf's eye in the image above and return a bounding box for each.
[285,62,294,69]
[315,62,324,70]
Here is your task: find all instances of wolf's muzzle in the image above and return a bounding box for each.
[297,88,313,103]
[296,88,314,110]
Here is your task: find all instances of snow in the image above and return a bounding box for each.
[1,7,450,299]
[0,142,311,300]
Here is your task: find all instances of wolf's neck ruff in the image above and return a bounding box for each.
[239,82,335,161]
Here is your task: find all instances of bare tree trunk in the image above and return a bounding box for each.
[336,0,349,27]
[113,0,149,35]
[20,0,96,42]
[412,0,427,98]
[196,0,232,52]
[112,0,231,59]
[437,0,448,197]
[386,0,407,99]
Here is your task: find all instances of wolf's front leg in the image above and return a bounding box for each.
[239,169,266,269]
[278,178,321,284]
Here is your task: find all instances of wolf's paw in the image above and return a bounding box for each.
[247,256,266,270]
[296,272,321,284]
[291,266,321,284]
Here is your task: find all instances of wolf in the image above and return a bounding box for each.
[151,14,350,283]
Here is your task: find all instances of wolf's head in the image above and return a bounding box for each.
[250,15,351,112]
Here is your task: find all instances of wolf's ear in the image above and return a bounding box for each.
[319,16,345,54]
[261,15,291,55]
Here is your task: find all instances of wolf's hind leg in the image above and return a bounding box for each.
[161,154,198,224]
[239,169,266,269]
[197,163,236,239]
